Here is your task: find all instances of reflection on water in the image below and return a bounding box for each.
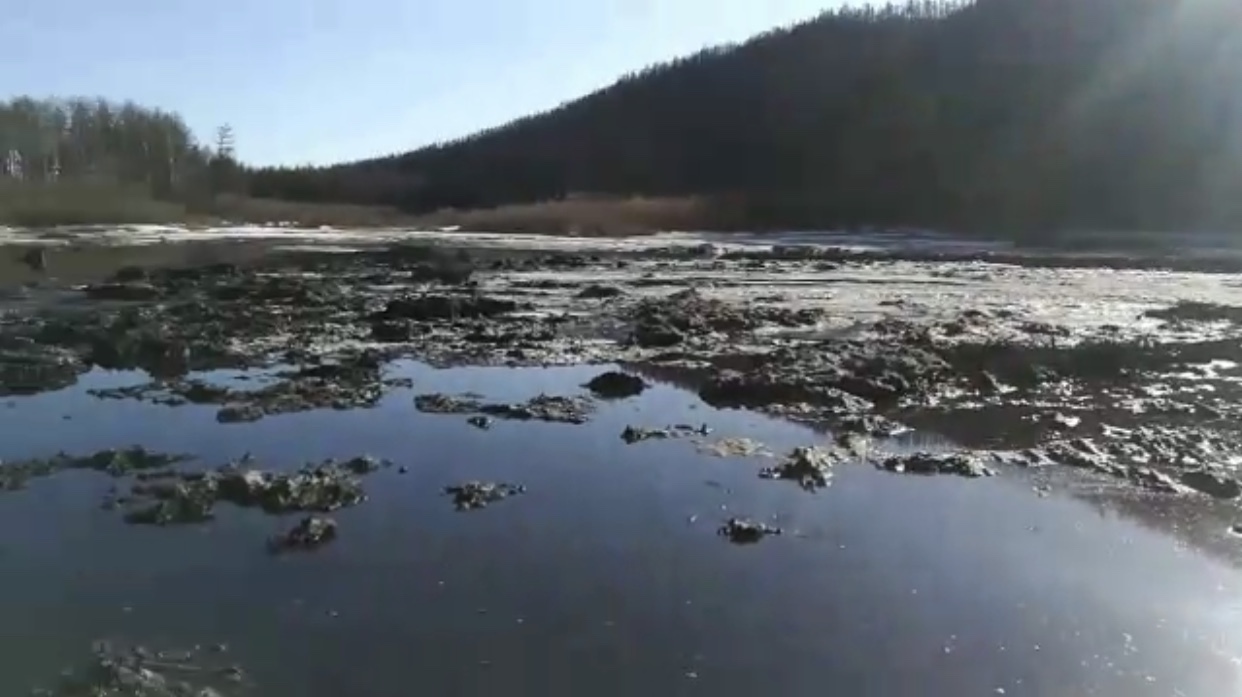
[2,363,1242,696]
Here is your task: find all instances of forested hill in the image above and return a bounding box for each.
[248,0,1242,232]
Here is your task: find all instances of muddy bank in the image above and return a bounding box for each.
[4,238,1242,509]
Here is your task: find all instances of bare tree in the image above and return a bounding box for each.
[215,124,235,161]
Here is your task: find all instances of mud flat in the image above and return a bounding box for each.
[5,230,1242,696]
[7,231,1242,503]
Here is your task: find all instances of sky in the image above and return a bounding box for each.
[1,0,856,166]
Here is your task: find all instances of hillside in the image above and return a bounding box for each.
[247,0,1242,233]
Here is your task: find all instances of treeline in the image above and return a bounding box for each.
[0,97,244,224]
[245,0,1242,233]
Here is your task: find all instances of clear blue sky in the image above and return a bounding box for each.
[2,0,855,166]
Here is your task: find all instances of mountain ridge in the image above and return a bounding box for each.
[245,0,1242,234]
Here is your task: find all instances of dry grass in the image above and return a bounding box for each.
[0,187,716,234]
[0,186,815,235]
[411,195,712,236]
[220,194,735,234]
[0,181,189,227]
[210,194,417,227]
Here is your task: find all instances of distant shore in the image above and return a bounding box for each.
[3,186,1239,252]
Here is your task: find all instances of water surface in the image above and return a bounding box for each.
[1,363,1241,696]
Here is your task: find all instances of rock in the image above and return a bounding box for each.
[1042,438,1112,471]
[1034,436,1224,495]
[1040,427,1242,485]
[80,446,191,476]
[1144,301,1242,324]
[342,455,383,474]
[633,320,685,347]
[620,424,707,444]
[83,282,164,301]
[0,447,193,491]
[760,446,839,490]
[1105,425,1238,469]
[975,371,1005,394]
[407,261,474,286]
[835,432,873,457]
[621,425,673,444]
[417,392,592,424]
[1049,412,1082,431]
[123,479,218,526]
[444,481,526,511]
[217,469,268,502]
[370,319,420,342]
[692,243,720,258]
[467,415,493,430]
[40,640,244,697]
[216,405,263,423]
[696,437,770,458]
[479,394,594,424]
[464,321,556,345]
[415,393,483,414]
[694,339,950,412]
[631,289,745,347]
[833,413,909,437]
[110,265,149,283]
[700,369,874,413]
[630,289,821,348]
[20,247,46,271]
[124,491,215,525]
[584,371,648,399]
[215,462,367,513]
[546,253,594,268]
[378,294,520,321]
[880,451,995,478]
[1179,469,1242,499]
[576,284,625,299]
[269,515,338,553]
[718,517,782,544]
[1128,467,1188,494]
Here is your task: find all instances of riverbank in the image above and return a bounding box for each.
[8,188,1242,248]
[6,234,1242,521]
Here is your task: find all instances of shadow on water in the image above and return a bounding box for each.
[2,362,1242,696]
